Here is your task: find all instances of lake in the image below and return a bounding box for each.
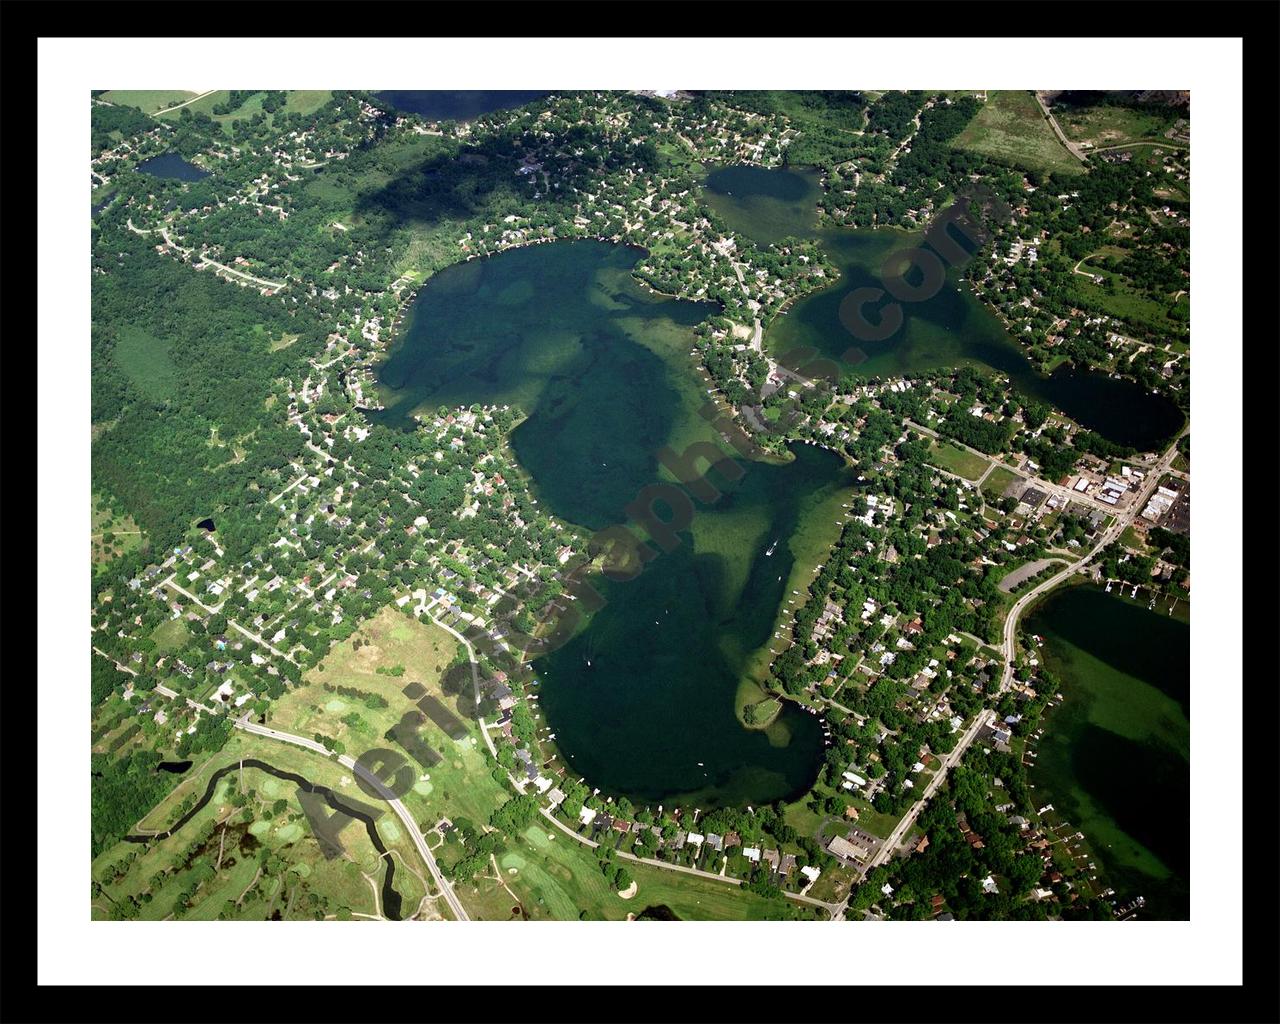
[703,164,823,245]
[377,91,555,122]
[1025,584,1189,919]
[703,166,1185,452]
[375,240,849,807]
[135,153,210,182]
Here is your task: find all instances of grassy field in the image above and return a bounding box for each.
[1119,525,1148,552]
[151,616,191,655]
[927,441,990,481]
[953,91,1084,177]
[269,604,520,845]
[1062,262,1188,338]
[92,492,143,570]
[1053,101,1180,150]
[981,465,1023,502]
[153,90,334,132]
[113,325,179,401]
[100,90,200,115]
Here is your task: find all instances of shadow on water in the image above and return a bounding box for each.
[125,758,404,921]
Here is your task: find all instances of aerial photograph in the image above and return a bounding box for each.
[88,87,1192,924]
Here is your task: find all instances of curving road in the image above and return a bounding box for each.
[235,717,470,921]
[999,428,1187,691]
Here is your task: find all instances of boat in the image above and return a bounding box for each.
[765,539,778,556]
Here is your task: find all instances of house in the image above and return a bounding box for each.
[723,831,741,849]
[614,819,631,834]
[779,853,796,877]
[578,806,597,826]
[705,832,724,852]
[799,865,821,884]
[743,847,761,863]
[762,849,781,872]
[686,832,704,848]
[546,787,565,808]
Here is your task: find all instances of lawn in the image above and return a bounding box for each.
[1119,525,1148,552]
[151,616,191,655]
[282,90,333,116]
[926,441,990,481]
[952,91,1084,177]
[981,465,1023,502]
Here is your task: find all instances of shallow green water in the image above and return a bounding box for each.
[770,228,1184,451]
[376,240,845,806]
[703,165,822,245]
[1025,584,1189,919]
[702,165,1184,452]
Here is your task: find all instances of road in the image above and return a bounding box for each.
[129,219,287,291]
[906,419,1151,517]
[424,610,496,758]
[826,432,1188,919]
[160,575,223,613]
[998,429,1187,691]
[195,255,287,292]
[235,717,470,922]
[876,709,993,875]
[229,620,297,665]
[1034,92,1088,163]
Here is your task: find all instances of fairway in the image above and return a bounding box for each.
[953,91,1084,176]
[93,731,437,922]
[269,604,460,751]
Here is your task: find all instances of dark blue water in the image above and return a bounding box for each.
[136,153,210,182]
